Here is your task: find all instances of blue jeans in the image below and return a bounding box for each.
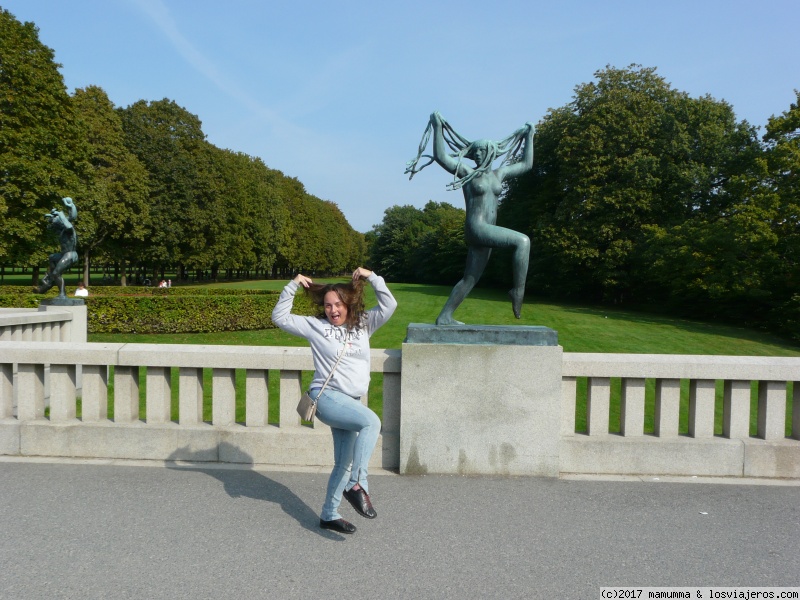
[310,387,381,521]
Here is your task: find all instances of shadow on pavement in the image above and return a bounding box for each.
[166,442,344,541]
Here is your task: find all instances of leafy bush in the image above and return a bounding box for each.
[0,286,316,334]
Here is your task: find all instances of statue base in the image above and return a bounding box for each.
[39,297,85,307]
[400,322,562,477]
[404,323,558,346]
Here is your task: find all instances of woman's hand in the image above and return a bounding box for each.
[293,274,313,288]
[352,267,372,282]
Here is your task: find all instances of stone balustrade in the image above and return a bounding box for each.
[0,308,74,342]
[0,341,401,469]
[561,353,800,479]
[1,338,798,479]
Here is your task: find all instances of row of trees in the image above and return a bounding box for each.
[368,66,800,339]
[366,201,468,284]
[0,9,365,285]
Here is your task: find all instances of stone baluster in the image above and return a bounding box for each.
[620,377,646,437]
[382,372,401,439]
[179,367,204,425]
[146,367,172,423]
[689,379,716,438]
[49,363,77,422]
[655,378,680,437]
[723,380,751,439]
[279,370,302,427]
[586,377,610,436]
[245,369,268,427]
[1,362,13,419]
[758,381,786,440]
[380,371,402,466]
[81,365,109,422]
[212,368,236,426]
[561,376,577,436]
[113,366,140,423]
[17,364,45,421]
[794,381,800,441]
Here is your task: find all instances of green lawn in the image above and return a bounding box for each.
[85,279,799,435]
[90,279,800,356]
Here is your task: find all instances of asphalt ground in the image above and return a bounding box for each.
[1,459,798,600]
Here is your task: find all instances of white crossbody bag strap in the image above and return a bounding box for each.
[313,343,347,405]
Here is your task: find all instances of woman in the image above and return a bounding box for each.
[272,267,397,534]
[406,112,534,325]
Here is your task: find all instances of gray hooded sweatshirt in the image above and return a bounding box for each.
[271,273,397,398]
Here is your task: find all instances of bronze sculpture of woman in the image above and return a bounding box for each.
[406,112,534,325]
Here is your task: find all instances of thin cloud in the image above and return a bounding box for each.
[130,0,301,139]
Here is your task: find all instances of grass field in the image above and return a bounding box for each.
[90,278,800,356]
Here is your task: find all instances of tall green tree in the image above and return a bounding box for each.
[118,98,221,275]
[369,204,430,282]
[501,65,761,303]
[0,8,88,277]
[764,91,800,294]
[71,86,150,284]
[762,91,800,336]
[368,202,466,283]
[213,149,292,276]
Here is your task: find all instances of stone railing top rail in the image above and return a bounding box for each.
[0,308,73,326]
[0,341,402,372]
[563,352,800,381]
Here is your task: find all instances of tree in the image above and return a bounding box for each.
[369,204,430,282]
[501,65,762,304]
[71,86,150,284]
[212,149,292,277]
[0,8,88,278]
[762,91,800,337]
[280,188,363,275]
[118,99,221,276]
[368,202,466,283]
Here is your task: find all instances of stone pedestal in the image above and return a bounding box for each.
[38,300,87,343]
[38,300,88,393]
[400,324,562,477]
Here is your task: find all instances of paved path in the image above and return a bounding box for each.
[1,459,798,599]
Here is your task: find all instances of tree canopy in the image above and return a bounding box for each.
[368,201,467,284]
[0,9,365,284]
[0,8,88,268]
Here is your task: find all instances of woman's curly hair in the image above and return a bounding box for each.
[305,280,366,330]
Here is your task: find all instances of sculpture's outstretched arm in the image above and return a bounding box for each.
[62,197,77,222]
[430,112,470,179]
[497,123,534,181]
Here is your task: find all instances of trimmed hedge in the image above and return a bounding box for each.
[0,285,317,334]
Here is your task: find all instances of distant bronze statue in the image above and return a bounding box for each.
[406,112,534,325]
[35,197,78,299]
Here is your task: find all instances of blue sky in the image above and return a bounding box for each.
[3,0,799,232]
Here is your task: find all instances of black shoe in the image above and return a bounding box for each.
[343,487,377,519]
[319,518,356,534]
